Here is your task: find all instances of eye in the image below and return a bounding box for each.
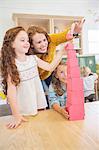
[43,38,47,42]
[61,71,64,74]
[38,41,41,44]
[20,38,26,42]
[60,71,65,77]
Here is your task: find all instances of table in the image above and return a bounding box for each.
[0,102,99,150]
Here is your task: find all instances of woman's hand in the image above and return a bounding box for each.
[6,115,28,129]
[73,18,85,34]
[66,18,85,40]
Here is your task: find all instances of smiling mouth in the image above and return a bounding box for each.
[39,49,47,53]
[34,50,48,54]
[24,46,29,49]
[41,48,47,51]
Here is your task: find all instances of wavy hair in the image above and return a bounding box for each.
[1,26,25,94]
[27,26,51,55]
[51,61,66,96]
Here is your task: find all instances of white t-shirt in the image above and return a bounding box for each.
[83,74,97,97]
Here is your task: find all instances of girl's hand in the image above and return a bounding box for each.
[61,108,69,119]
[6,115,28,129]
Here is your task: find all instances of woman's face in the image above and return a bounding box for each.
[32,33,48,53]
[56,65,67,84]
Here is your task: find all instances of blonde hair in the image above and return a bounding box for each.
[80,66,91,77]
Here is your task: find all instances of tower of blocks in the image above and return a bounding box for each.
[65,42,85,121]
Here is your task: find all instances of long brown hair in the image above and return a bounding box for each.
[1,26,25,94]
[27,26,51,55]
[51,61,66,96]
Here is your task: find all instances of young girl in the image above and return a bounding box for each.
[48,61,69,119]
[1,26,66,129]
[81,66,98,102]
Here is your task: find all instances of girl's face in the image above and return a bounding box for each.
[32,33,48,53]
[12,31,30,55]
[56,65,67,84]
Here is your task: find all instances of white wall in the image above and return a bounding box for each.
[0,0,99,53]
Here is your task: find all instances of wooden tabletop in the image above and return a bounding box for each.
[0,102,99,150]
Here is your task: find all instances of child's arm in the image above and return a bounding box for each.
[36,47,65,72]
[48,85,69,119]
[52,103,69,119]
[92,73,98,79]
[7,75,27,129]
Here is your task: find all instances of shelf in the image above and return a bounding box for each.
[12,13,83,54]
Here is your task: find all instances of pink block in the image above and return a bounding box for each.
[66,104,85,121]
[66,91,84,104]
[67,63,78,69]
[67,50,76,59]
[67,67,80,78]
[65,42,74,50]
[67,58,79,67]
[67,78,83,91]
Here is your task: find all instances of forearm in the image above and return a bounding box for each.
[7,97,20,117]
[52,103,62,114]
[7,89,20,117]
[50,27,70,45]
[46,49,63,72]
[37,49,64,72]
[52,103,69,119]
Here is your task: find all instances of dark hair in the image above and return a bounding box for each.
[1,26,25,94]
[27,26,51,55]
[51,61,66,96]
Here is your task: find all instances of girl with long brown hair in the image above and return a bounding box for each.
[1,26,66,128]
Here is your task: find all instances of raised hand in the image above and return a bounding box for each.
[73,18,85,34]
[66,18,85,40]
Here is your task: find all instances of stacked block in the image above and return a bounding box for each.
[65,43,85,121]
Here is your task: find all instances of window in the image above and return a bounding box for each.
[88,30,99,54]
